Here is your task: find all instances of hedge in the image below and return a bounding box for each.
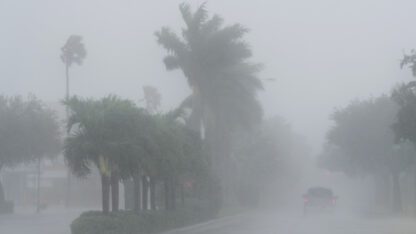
[71,203,218,234]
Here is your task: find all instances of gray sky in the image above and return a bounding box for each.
[1,0,416,154]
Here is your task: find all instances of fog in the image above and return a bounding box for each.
[2,0,416,233]
[3,0,416,152]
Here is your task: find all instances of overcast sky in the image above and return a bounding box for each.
[1,0,416,154]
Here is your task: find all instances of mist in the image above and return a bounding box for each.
[3,0,416,152]
[2,0,416,234]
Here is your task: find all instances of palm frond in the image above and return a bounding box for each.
[179,3,193,29]
[61,35,87,67]
[156,3,263,133]
[155,27,188,57]
[201,14,224,36]
[212,24,249,42]
[163,55,181,70]
[191,2,208,30]
[64,131,95,177]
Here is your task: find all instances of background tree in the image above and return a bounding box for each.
[401,49,416,79]
[156,3,263,203]
[320,96,407,213]
[392,83,416,213]
[0,95,61,210]
[389,50,416,213]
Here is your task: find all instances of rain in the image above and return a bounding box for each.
[1,1,416,234]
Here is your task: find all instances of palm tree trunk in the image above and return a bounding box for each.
[0,165,5,204]
[180,183,185,206]
[142,176,148,210]
[101,174,110,214]
[414,166,416,215]
[209,124,233,206]
[164,177,176,210]
[383,174,391,211]
[133,174,141,212]
[170,178,176,210]
[0,179,4,204]
[36,157,41,213]
[392,172,402,214]
[111,171,119,212]
[164,179,170,210]
[150,178,156,210]
[65,64,69,101]
[65,63,72,208]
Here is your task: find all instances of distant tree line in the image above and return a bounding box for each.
[319,50,416,215]
[0,96,61,213]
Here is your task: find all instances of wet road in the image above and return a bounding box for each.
[2,209,416,234]
[0,208,83,234]
[165,211,416,234]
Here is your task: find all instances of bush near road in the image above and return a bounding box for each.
[71,204,217,234]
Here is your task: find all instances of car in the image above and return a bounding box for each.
[302,186,337,215]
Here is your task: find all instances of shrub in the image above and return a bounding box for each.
[71,205,217,234]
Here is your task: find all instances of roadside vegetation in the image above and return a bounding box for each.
[319,50,416,215]
[0,96,61,213]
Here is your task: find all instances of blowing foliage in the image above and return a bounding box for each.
[64,95,213,214]
[155,3,263,204]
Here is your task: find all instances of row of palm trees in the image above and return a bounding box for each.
[63,96,208,213]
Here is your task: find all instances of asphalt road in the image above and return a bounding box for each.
[0,208,83,234]
[165,211,416,234]
[2,209,416,234]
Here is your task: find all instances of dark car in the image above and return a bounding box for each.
[302,187,337,215]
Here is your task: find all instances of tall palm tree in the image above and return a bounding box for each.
[61,35,86,207]
[61,35,87,101]
[155,3,263,197]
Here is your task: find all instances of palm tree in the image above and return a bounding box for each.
[63,96,146,213]
[155,3,263,200]
[61,35,87,101]
[141,111,209,210]
[61,35,86,207]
